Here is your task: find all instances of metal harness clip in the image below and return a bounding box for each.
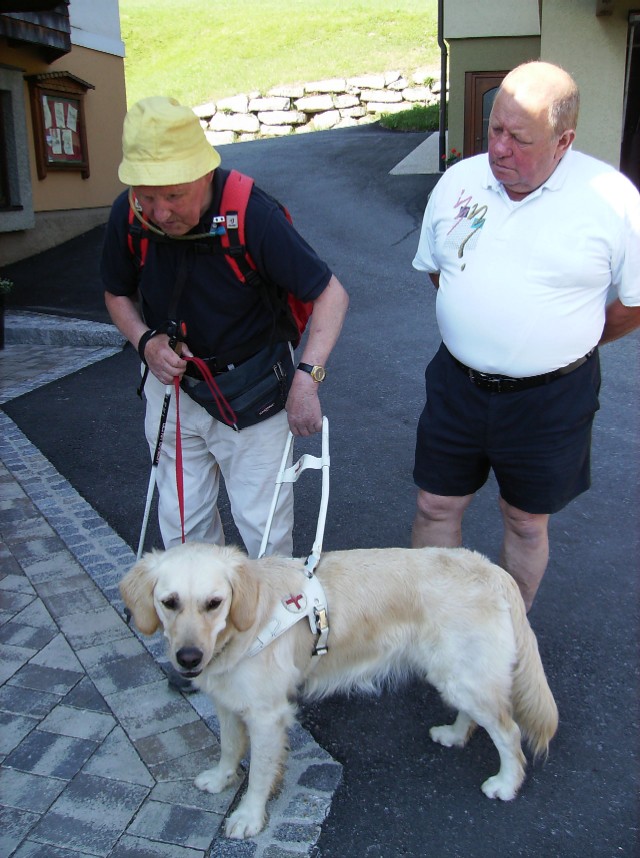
[313,606,329,656]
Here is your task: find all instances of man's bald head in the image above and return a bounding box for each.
[499,61,579,137]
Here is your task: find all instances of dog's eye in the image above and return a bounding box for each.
[206,598,222,611]
[161,596,179,611]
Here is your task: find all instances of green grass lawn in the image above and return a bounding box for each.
[119,0,439,108]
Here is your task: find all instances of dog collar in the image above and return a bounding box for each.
[247,572,329,658]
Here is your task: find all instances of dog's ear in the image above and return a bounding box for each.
[119,554,161,635]
[229,558,260,632]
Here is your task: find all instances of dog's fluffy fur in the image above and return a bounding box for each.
[120,542,558,839]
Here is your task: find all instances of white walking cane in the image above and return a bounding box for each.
[136,327,183,560]
[258,415,330,575]
[136,379,174,560]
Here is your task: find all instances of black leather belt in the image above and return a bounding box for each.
[449,348,596,393]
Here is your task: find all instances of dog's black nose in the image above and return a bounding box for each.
[176,646,203,670]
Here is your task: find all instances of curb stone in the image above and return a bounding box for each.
[5,310,126,347]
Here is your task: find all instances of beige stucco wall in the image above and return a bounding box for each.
[0,41,126,265]
[444,0,540,38]
[540,0,635,166]
[444,0,635,169]
[0,41,127,211]
[446,36,541,156]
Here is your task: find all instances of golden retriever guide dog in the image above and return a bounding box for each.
[121,541,558,839]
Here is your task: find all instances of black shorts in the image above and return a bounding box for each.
[413,344,601,514]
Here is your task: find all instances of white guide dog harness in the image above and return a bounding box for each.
[248,417,330,658]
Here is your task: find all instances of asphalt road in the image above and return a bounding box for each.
[4,125,638,858]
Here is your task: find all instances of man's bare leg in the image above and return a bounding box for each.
[499,496,550,611]
[412,490,475,548]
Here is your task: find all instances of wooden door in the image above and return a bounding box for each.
[464,71,508,157]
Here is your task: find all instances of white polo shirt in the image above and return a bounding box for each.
[413,149,640,376]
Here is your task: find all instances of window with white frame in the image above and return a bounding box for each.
[0,65,35,232]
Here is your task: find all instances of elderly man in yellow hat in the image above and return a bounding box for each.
[102,98,348,648]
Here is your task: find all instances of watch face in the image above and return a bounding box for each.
[311,366,326,382]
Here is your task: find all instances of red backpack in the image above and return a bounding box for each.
[127,169,312,347]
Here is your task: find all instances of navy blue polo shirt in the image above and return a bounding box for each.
[100,170,332,358]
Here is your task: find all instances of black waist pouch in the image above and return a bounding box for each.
[182,340,294,430]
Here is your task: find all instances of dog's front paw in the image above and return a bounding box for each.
[481,774,518,801]
[224,804,267,839]
[429,724,467,748]
[195,766,239,795]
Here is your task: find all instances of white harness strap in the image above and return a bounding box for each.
[250,418,331,658]
[247,573,329,658]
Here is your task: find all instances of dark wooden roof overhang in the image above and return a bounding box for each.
[0,1,70,62]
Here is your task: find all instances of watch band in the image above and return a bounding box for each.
[137,328,158,365]
[297,362,326,383]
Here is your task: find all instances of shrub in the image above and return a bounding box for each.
[379,103,440,132]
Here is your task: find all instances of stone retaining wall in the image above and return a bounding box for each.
[193,67,441,144]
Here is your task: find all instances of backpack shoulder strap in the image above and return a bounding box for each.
[127,195,149,269]
[218,169,260,284]
[218,170,311,346]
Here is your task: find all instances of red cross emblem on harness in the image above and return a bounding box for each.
[283,592,307,613]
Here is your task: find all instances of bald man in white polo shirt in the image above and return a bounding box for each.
[411,61,640,611]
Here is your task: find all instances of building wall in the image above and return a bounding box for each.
[444,0,540,38]
[69,0,123,48]
[446,36,541,156]
[541,0,635,166]
[1,40,126,212]
[0,0,127,266]
[443,0,636,169]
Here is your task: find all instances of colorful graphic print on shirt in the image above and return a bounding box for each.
[444,189,488,264]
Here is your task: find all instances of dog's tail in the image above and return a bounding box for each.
[507,583,559,760]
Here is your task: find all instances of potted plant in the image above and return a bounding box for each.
[0,277,14,350]
[442,147,462,169]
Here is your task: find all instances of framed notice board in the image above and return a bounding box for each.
[27,72,94,180]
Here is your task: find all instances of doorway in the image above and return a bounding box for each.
[620,12,640,189]
[463,71,508,157]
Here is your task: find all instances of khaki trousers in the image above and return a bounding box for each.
[143,370,294,558]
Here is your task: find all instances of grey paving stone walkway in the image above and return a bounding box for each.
[0,320,342,858]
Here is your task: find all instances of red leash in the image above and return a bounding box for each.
[172,356,238,543]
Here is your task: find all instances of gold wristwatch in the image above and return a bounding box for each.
[297,362,326,383]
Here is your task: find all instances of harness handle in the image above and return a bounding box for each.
[303,417,330,578]
[249,417,331,658]
[258,417,330,564]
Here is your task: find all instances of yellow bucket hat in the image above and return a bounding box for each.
[118,96,221,186]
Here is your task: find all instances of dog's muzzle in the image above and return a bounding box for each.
[176,646,204,676]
